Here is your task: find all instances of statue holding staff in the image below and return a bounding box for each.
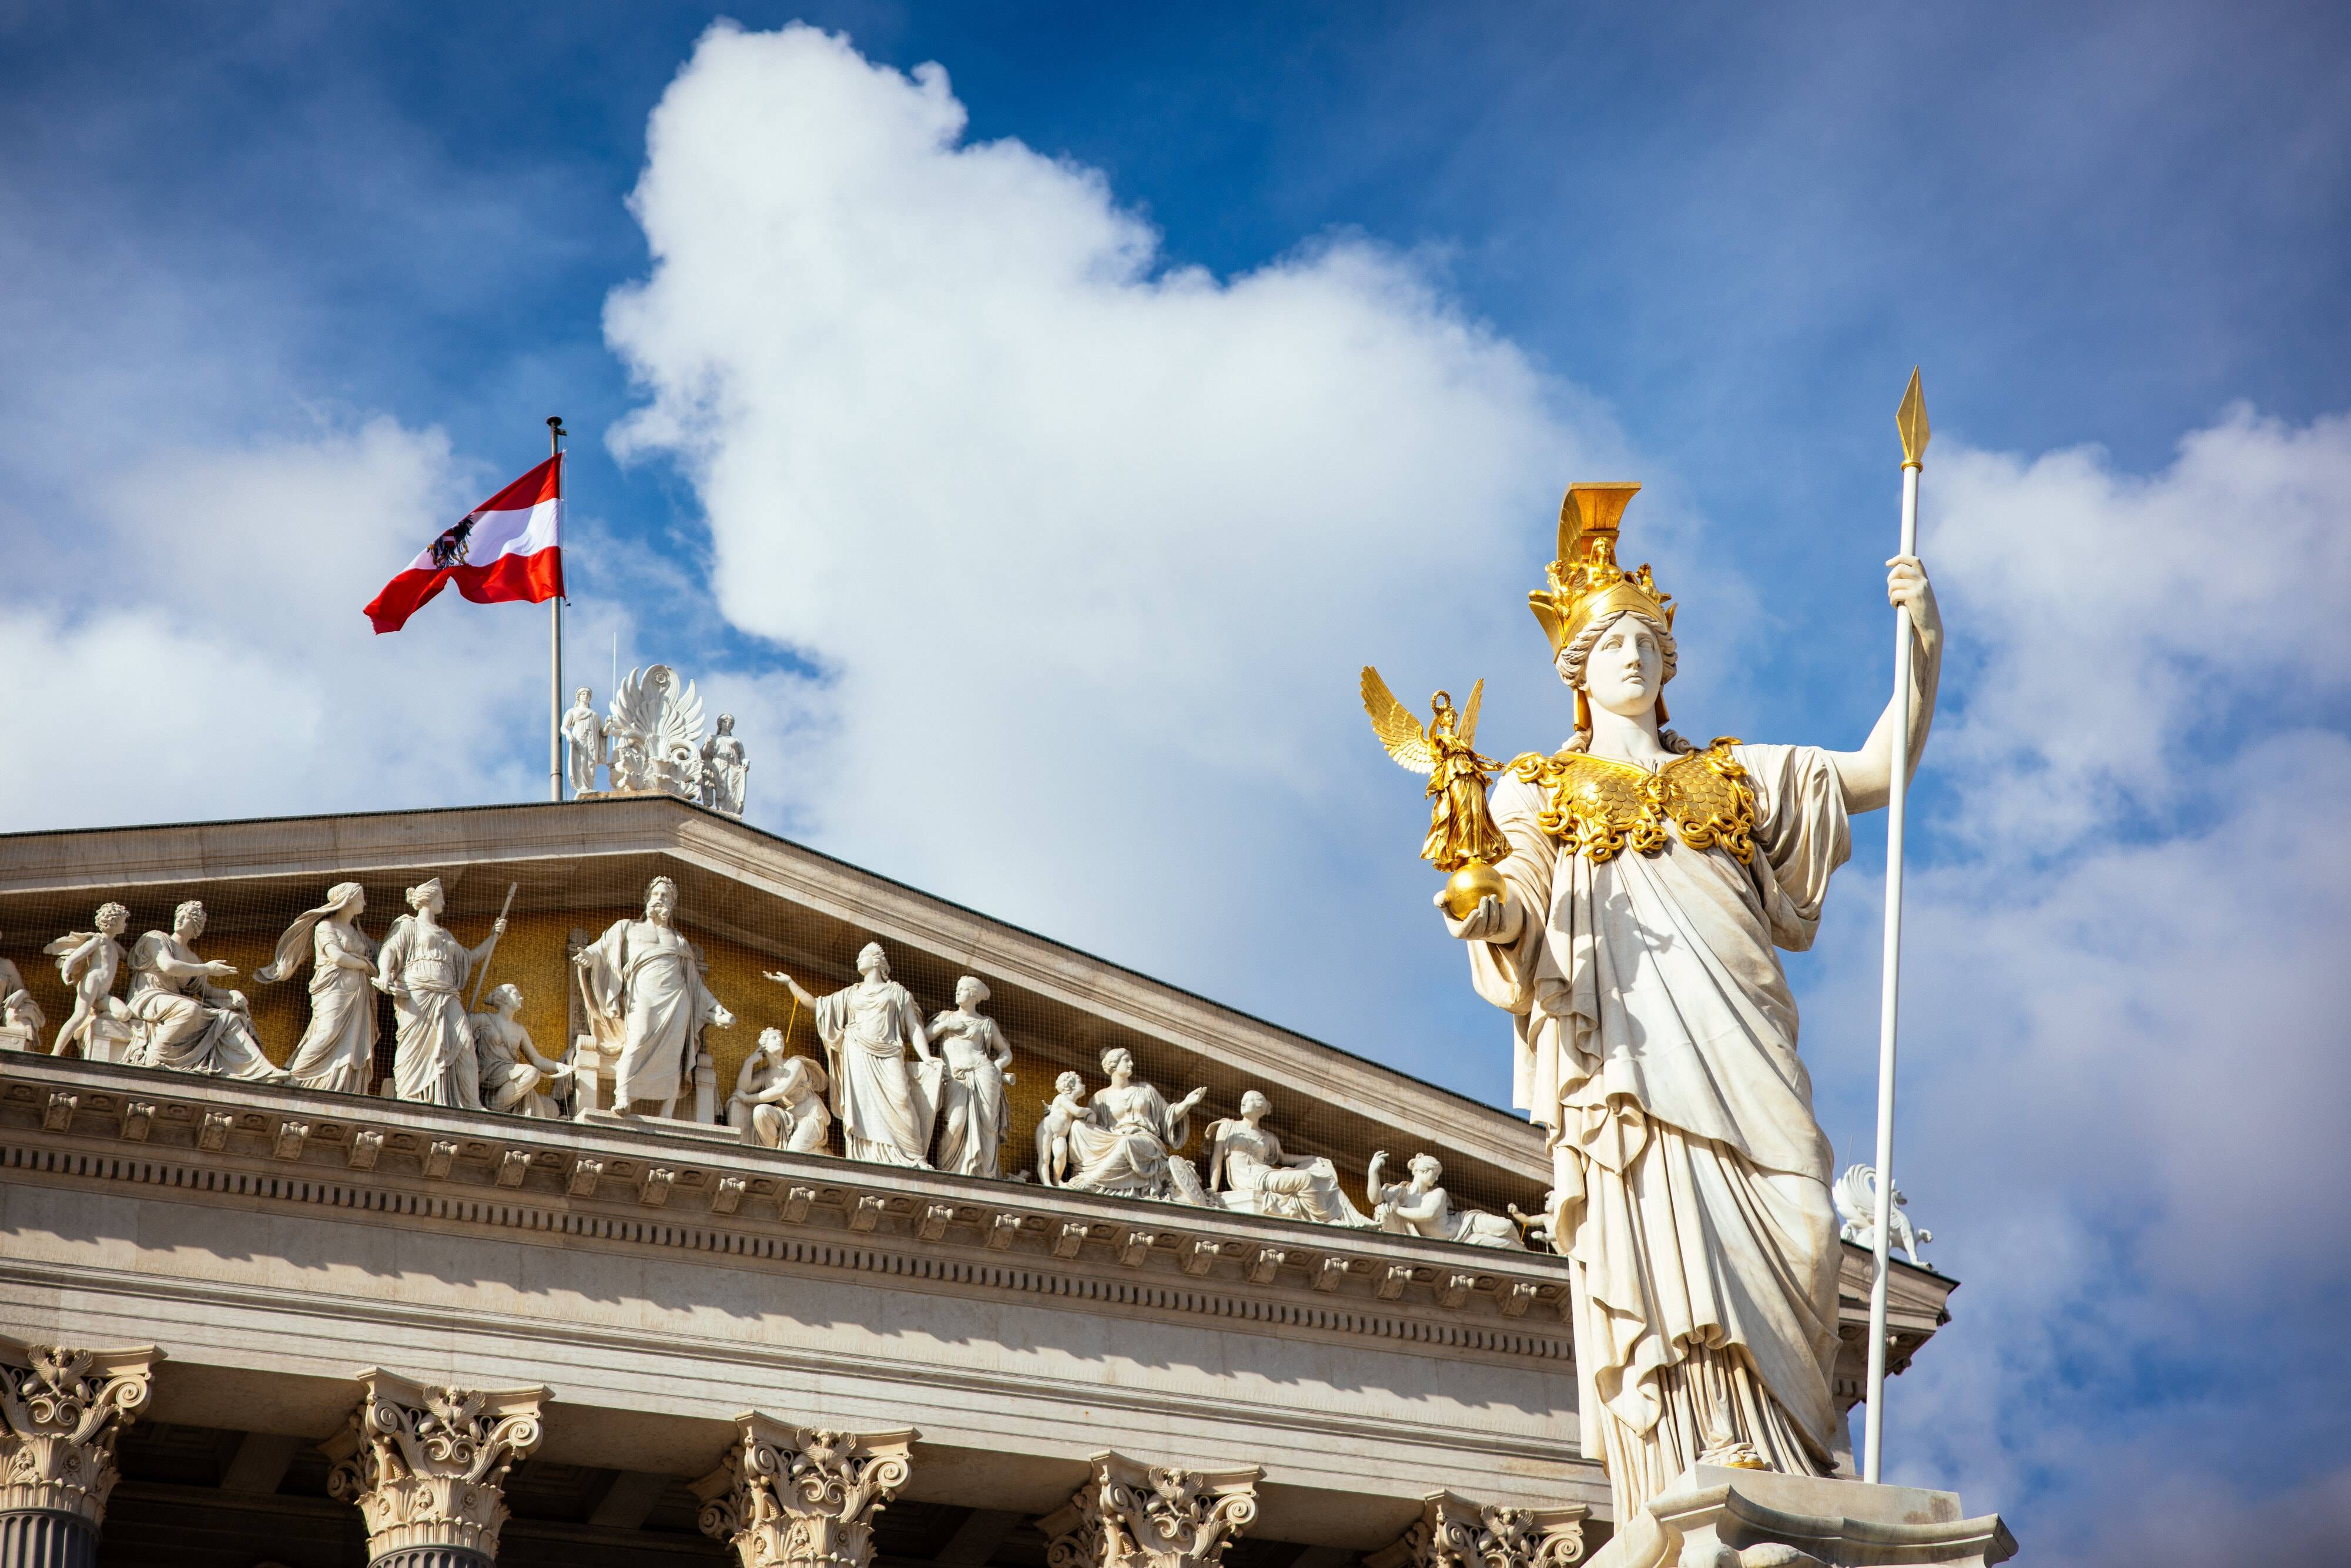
[1415,483,1941,1520]
[375,878,504,1108]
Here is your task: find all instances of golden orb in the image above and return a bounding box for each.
[1441,859,1508,921]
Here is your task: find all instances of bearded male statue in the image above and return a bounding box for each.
[1442,484,1940,1522]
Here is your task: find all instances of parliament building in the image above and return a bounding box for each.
[0,795,1957,1568]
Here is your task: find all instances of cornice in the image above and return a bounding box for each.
[0,1054,1575,1366]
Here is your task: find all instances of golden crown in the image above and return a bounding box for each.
[1528,482,1676,656]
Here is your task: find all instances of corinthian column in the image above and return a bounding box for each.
[692,1415,916,1568]
[0,1338,159,1568]
[323,1370,547,1568]
[1040,1452,1261,1568]
[1365,1492,1588,1568]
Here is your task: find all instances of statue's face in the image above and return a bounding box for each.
[417,886,445,917]
[1241,1090,1270,1118]
[176,906,206,940]
[646,883,676,921]
[1582,614,1665,719]
[574,687,591,706]
[956,978,980,1007]
[1104,1048,1134,1078]
[98,908,127,936]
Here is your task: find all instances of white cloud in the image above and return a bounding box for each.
[0,417,578,829]
[602,21,1660,1007]
[1810,413,2351,1560]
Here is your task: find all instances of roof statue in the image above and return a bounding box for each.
[565,663,749,816]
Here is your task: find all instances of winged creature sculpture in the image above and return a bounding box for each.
[606,664,708,799]
[1361,668,1512,918]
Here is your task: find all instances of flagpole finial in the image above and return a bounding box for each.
[1896,369,1930,470]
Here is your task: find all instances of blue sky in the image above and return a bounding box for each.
[4,4,2347,1561]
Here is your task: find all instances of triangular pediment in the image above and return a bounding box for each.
[0,796,1548,1219]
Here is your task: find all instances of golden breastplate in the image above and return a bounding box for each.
[1512,741,1757,865]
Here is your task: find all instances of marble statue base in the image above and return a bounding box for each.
[1590,1465,2015,1568]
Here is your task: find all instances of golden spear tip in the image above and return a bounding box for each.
[1897,367,1930,469]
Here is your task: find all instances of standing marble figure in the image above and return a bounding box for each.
[928,977,1014,1178]
[257,882,379,1095]
[764,943,936,1168]
[562,686,607,796]
[576,876,734,1117]
[1432,484,1941,1520]
[375,877,504,1108]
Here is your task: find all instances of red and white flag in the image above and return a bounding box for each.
[365,453,564,634]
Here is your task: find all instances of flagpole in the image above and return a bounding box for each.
[1863,368,1930,1485]
[547,414,567,803]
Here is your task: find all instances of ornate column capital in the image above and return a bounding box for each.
[1365,1491,1588,1568]
[1040,1452,1262,1568]
[692,1413,916,1568]
[323,1369,547,1565]
[0,1336,161,1530]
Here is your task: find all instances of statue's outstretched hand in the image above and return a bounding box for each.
[1435,889,1520,944]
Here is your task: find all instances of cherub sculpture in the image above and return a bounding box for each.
[1033,1071,1088,1188]
[1361,670,1512,917]
[46,902,130,1057]
[1365,1150,1526,1249]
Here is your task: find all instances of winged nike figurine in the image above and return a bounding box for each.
[1361,668,1512,918]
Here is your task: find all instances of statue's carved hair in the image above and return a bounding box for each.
[96,902,129,928]
[646,876,678,904]
[1055,1070,1085,1095]
[1553,608,1695,755]
[1100,1046,1134,1074]
[173,899,205,927]
[757,1026,785,1049]
[485,982,523,1010]
[956,975,990,1004]
[1409,1152,1444,1178]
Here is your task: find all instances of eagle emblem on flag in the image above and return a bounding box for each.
[428,515,477,567]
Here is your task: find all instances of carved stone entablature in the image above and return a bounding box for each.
[323,1369,548,1563]
[692,1413,915,1568]
[0,1336,160,1528]
[1365,1490,1587,1568]
[1040,1452,1262,1568]
[0,1058,1600,1373]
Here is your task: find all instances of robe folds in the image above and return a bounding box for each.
[377,916,481,1109]
[812,980,936,1167]
[577,919,724,1111]
[282,922,379,1095]
[1466,743,1849,1521]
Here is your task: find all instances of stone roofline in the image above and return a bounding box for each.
[0,794,1552,1187]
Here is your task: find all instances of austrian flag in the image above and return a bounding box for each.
[365,453,564,634]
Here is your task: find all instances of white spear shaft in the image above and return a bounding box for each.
[1863,368,1930,1484]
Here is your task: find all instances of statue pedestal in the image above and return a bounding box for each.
[1590,1465,2015,1568]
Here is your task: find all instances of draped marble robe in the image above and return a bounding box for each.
[1465,742,1848,1522]
[811,979,936,1167]
[576,918,725,1112]
[123,932,286,1083]
[273,919,379,1095]
[376,916,482,1108]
